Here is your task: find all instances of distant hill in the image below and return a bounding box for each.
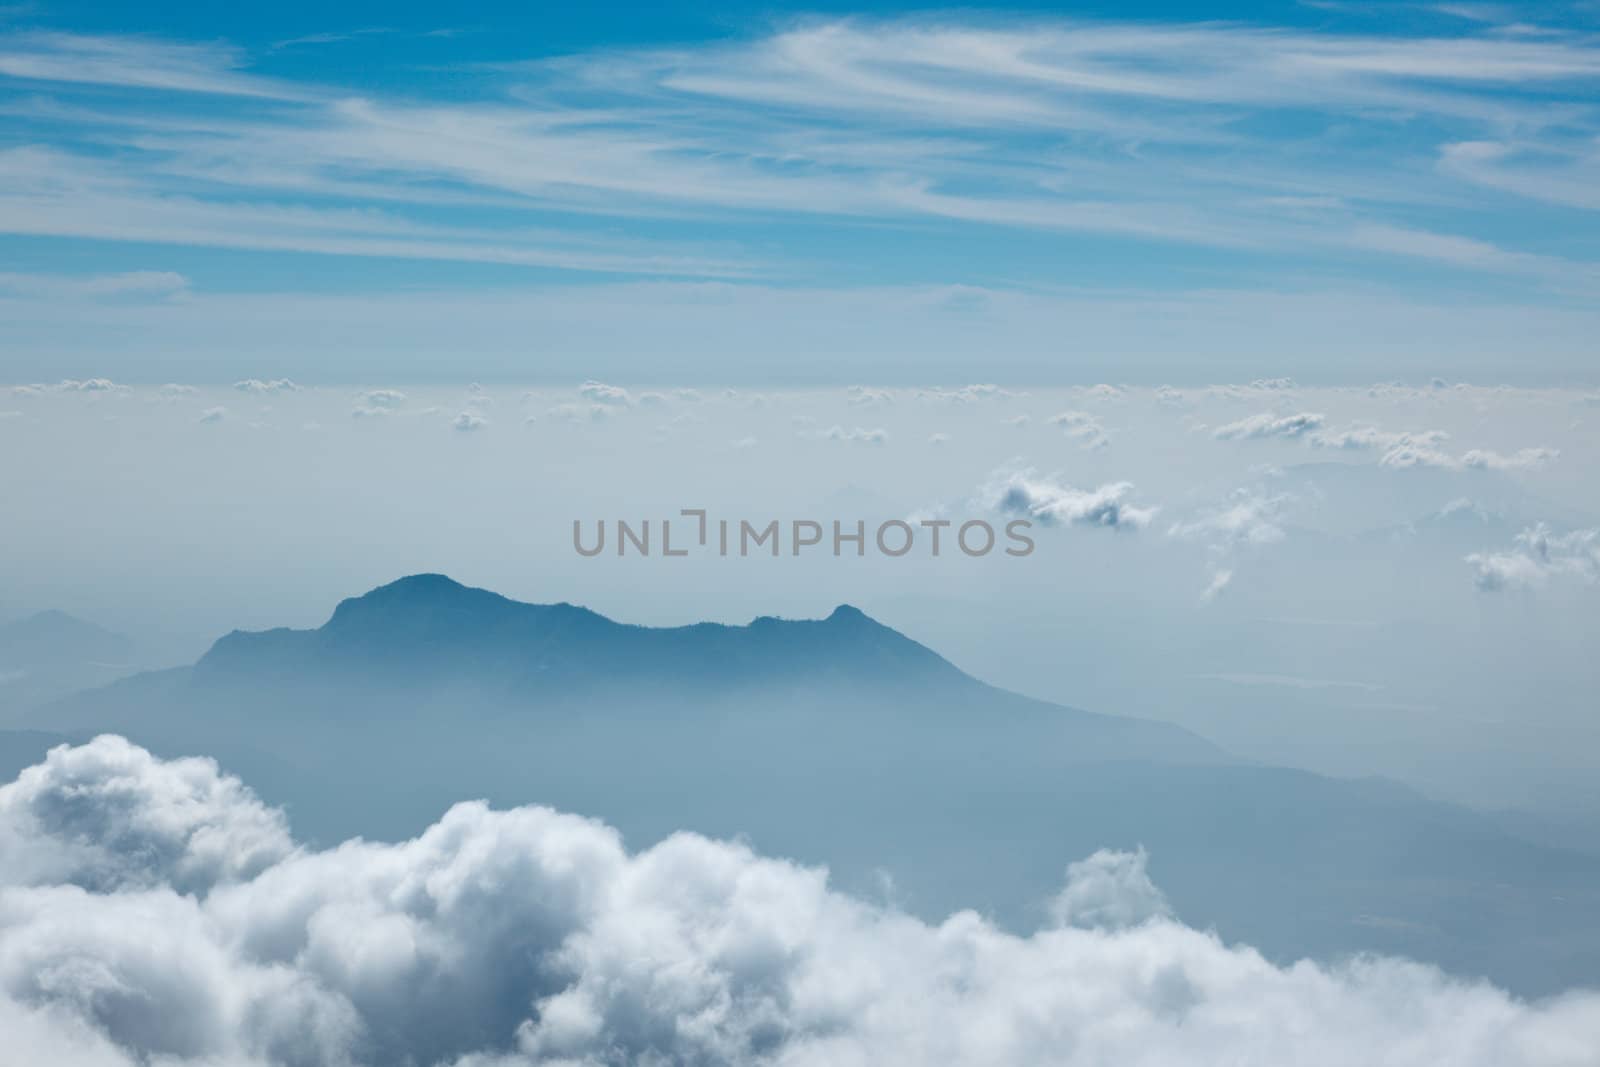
[0,609,138,717]
[31,574,1600,997]
[194,573,973,690]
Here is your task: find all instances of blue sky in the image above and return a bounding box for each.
[2,1,1599,381]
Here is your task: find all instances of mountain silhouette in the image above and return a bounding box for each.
[194,573,971,691]
[0,609,138,714]
[26,574,1600,997]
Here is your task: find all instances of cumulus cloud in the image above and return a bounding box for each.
[357,389,406,409]
[452,412,489,433]
[1213,411,1325,441]
[1461,447,1560,472]
[350,389,407,418]
[546,402,611,422]
[1048,847,1171,930]
[2,738,1599,1067]
[1309,425,1449,452]
[915,384,1018,403]
[1048,410,1109,449]
[1383,443,1558,472]
[1467,524,1600,591]
[1242,417,1556,473]
[233,379,300,394]
[821,425,888,445]
[847,385,894,406]
[1168,490,1288,548]
[577,380,630,406]
[985,469,1156,529]
[1206,379,1298,402]
[197,406,227,423]
[0,738,291,894]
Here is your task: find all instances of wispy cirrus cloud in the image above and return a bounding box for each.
[1,15,1599,297]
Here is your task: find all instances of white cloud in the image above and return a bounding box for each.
[197,406,227,423]
[355,388,406,409]
[1467,523,1600,591]
[5,18,1599,301]
[0,270,188,300]
[1169,491,1288,548]
[1213,411,1326,441]
[2,737,1599,1067]
[916,384,1017,404]
[986,469,1157,529]
[1309,425,1449,452]
[55,378,122,392]
[232,378,299,394]
[1048,410,1109,449]
[0,738,291,894]
[847,385,894,406]
[1048,847,1171,930]
[1383,443,1558,471]
[577,380,631,406]
[821,425,888,445]
[1201,568,1235,602]
[452,411,489,433]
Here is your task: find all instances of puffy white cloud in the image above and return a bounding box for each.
[355,389,406,409]
[1461,447,1560,472]
[577,380,630,406]
[0,737,291,894]
[233,379,300,394]
[452,412,489,433]
[197,406,227,423]
[1309,425,1448,452]
[1467,523,1600,591]
[847,385,894,406]
[986,469,1157,529]
[1048,848,1171,930]
[1168,491,1287,548]
[1213,411,1325,441]
[915,384,1018,404]
[821,425,888,445]
[2,738,1599,1067]
[1383,443,1558,471]
[546,402,611,422]
[1048,410,1109,449]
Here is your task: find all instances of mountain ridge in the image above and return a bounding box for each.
[193,572,975,692]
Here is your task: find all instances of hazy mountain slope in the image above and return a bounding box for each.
[0,610,139,717]
[33,574,1600,996]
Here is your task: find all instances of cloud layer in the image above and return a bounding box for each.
[4,737,1598,1067]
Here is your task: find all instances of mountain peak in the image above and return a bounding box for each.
[197,576,962,690]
